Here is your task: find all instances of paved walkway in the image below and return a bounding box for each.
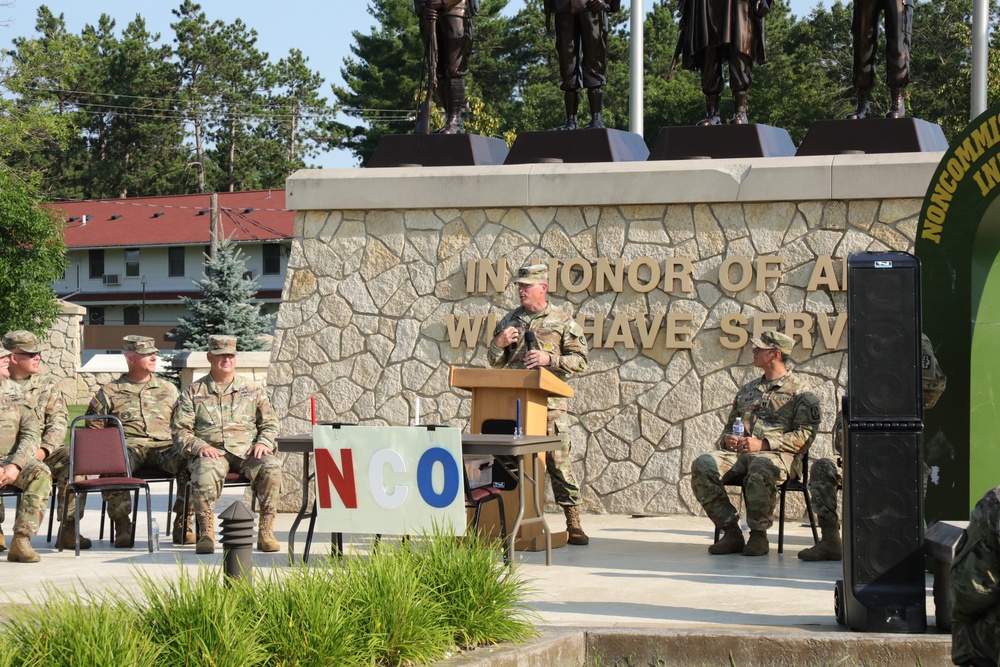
[0,491,939,635]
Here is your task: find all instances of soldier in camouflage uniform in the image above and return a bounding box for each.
[171,335,281,555]
[2,330,89,550]
[951,485,1000,666]
[85,336,192,548]
[691,330,821,556]
[799,333,947,561]
[0,347,53,563]
[487,262,591,545]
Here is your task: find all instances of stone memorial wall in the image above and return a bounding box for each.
[270,155,939,515]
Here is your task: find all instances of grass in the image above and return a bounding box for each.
[64,404,88,446]
[0,526,538,667]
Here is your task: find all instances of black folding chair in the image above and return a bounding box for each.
[59,414,153,556]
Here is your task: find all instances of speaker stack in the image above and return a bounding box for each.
[836,251,927,633]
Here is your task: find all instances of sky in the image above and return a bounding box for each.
[0,0,822,170]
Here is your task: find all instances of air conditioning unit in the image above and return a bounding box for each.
[103,274,120,285]
[244,270,257,280]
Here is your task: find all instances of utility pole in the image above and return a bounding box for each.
[209,193,219,260]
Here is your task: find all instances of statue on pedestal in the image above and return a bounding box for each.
[545,0,621,130]
[845,0,912,119]
[673,0,771,125]
[413,0,478,134]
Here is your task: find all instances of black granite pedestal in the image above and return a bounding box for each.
[796,118,948,156]
[648,124,796,160]
[367,133,509,167]
[503,129,649,164]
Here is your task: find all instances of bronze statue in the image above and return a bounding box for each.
[545,0,621,130]
[413,0,477,134]
[846,0,912,119]
[674,0,771,125]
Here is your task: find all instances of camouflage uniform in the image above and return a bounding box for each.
[0,378,51,538]
[85,373,185,522]
[172,374,281,513]
[8,373,69,523]
[691,370,821,531]
[951,486,1000,666]
[809,333,947,523]
[487,300,589,506]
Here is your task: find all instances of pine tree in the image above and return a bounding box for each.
[172,239,273,351]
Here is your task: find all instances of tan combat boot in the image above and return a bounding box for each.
[0,525,7,552]
[564,506,589,546]
[708,524,745,554]
[56,521,93,550]
[798,518,843,561]
[172,512,196,545]
[195,511,215,555]
[113,516,133,548]
[742,529,770,556]
[257,509,280,552]
[7,536,40,563]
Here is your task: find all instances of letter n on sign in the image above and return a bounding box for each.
[312,424,467,536]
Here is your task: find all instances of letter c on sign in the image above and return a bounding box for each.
[416,447,460,509]
[369,449,408,509]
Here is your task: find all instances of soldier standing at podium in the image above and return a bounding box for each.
[487,262,590,545]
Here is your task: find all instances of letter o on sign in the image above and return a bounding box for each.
[416,447,460,508]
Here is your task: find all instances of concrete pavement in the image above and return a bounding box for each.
[0,490,952,665]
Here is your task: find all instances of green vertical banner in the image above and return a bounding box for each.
[917,108,1000,520]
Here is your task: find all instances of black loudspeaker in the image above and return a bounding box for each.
[846,252,922,424]
[838,425,926,633]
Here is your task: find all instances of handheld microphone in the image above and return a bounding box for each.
[524,331,539,351]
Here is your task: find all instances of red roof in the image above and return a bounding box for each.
[56,190,293,249]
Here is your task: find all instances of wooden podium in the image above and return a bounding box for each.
[450,367,573,551]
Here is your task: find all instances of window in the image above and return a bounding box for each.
[168,247,185,277]
[263,244,281,275]
[123,305,140,325]
[124,248,140,278]
[89,307,105,325]
[89,249,104,279]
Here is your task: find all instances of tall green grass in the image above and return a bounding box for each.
[0,527,538,666]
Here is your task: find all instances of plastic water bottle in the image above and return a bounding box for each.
[732,417,744,439]
[151,517,160,551]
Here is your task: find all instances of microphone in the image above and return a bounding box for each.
[524,331,538,351]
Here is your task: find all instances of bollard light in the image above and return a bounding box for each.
[219,500,255,584]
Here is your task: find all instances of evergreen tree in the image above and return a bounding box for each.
[172,239,273,351]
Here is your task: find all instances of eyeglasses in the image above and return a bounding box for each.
[12,351,40,359]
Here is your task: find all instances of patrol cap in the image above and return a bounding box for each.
[3,330,41,353]
[123,335,158,355]
[513,263,548,285]
[207,335,238,355]
[0,348,10,360]
[750,330,795,355]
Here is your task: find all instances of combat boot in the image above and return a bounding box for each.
[695,94,721,126]
[113,516,133,548]
[564,505,590,546]
[257,509,281,552]
[708,524,745,554]
[440,78,466,135]
[583,89,605,130]
[742,529,769,556]
[55,521,93,550]
[7,536,40,563]
[797,518,843,561]
[555,90,579,130]
[845,88,871,120]
[0,525,7,552]
[730,92,749,125]
[196,511,215,555]
[885,87,907,119]
[172,512,196,545]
